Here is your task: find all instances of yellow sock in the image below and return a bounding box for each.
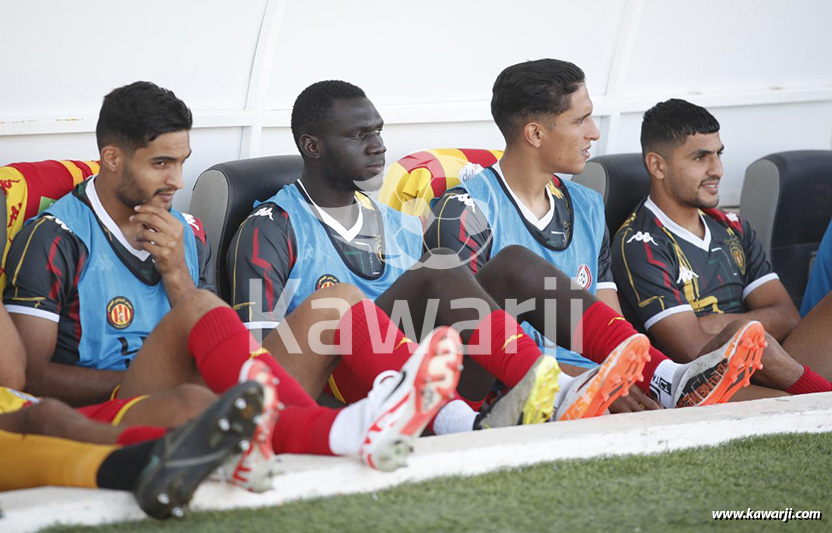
[0,429,119,491]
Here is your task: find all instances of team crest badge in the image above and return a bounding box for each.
[575,264,593,290]
[316,274,340,290]
[107,296,134,330]
[726,235,746,275]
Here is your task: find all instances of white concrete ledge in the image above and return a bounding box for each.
[3,393,832,532]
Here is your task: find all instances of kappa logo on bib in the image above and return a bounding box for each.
[107,296,135,330]
[316,274,341,290]
[575,264,593,290]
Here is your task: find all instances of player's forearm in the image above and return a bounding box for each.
[162,268,198,306]
[696,312,743,335]
[699,307,798,342]
[655,333,713,364]
[652,320,716,363]
[25,362,123,407]
[596,289,623,315]
[743,305,800,342]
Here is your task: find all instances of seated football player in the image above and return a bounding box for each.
[801,218,832,316]
[612,98,832,394]
[0,380,263,520]
[3,286,463,491]
[228,80,655,427]
[2,82,462,491]
[0,263,223,429]
[4,81,214,407]
[425,59,766,410]
[0,293,228,449]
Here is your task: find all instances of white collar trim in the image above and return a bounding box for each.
[297,180,363,243]
[86,176,152,261]
[493,161,554,230]
[644,196,711,251]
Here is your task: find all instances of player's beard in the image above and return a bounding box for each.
[116,165,171,212]
[670,176,719,209]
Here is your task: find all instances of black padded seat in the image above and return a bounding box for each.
[740,150,832,308]
[572,153,650,236]
[188,155,303,301]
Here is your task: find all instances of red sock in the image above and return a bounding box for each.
[330,300,416,403]
[273,405,339,455]
[786,366,832,395]
[638,347,665,393]
[116,426,167,446]
[574,302,666,393]
[187,307,316,408]
[466,310,542,388]
[458,397,484,412]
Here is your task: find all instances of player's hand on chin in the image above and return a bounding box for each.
[130,204,195,301]
[607,384,663,414]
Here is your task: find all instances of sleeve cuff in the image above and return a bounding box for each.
[742,273,780,300]
[596,282,618,292]
[243,321,280,331]
[5,305,60,323]
[644,304,694,331]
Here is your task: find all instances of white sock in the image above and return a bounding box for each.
[328,371,400,455]
[553,372,576,410]
[328,399,370,456]
[651,359,683,408]
[432,399,478,435]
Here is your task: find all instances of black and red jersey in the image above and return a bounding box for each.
[611,197,777,333]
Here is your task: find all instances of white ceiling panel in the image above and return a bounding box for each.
[0,0,267,117]
[265,0,626,110]
[622,0,832,98]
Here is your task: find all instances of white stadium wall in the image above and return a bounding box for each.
[1,0,831,211]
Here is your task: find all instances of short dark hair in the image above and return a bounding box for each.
[491,59,586,142]
[96,81,192,153]
[291,80,366,149]
[640,99,720,157]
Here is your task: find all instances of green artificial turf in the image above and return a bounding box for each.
[43,432,831,533]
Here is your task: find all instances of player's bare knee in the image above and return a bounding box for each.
[416,248,468,290]
[761,334,796,367]
[719,318,753,341]
[500,245,568,281]
[306,284,364,324]
[173,288,226,316]
[168,383,217,423]
[24,398,73,435]
[496,244,533,262]
[420,247,462,269]
[319,283,365,309]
